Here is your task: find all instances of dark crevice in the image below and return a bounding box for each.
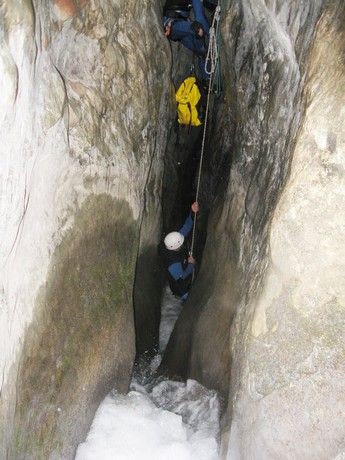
[133,74,232,363]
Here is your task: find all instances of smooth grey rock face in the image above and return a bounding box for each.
[227,5,345,459]
[0,0,170,457]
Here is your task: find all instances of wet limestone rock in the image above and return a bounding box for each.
[162,1,345,458]
[0,0,170,458]
[226,5,345,458]
[162,0,323,392]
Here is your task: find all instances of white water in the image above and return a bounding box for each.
[76,288,220,460]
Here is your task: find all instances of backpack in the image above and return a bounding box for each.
[175,76,202,127]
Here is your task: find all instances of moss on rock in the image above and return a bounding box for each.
[12,194,138,459]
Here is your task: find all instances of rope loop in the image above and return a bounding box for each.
[205,5,221,76]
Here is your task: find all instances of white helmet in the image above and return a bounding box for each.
[164,232,184,250]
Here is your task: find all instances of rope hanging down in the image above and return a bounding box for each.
[205,6,221,78]
[190,5,221,259]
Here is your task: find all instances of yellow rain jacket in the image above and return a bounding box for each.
[176,76,202,127]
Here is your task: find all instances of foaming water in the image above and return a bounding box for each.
[76,287,220,460]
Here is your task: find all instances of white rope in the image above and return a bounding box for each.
[190,5,221,260]
[205,6,221,76]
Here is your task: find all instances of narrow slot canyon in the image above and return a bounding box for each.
[0,1,344,459]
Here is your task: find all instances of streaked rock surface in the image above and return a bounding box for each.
[226,5,345,458]
[162,1,345,458]
[1,0,344,458]
[0,0,170,457]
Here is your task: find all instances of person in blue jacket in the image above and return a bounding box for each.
[161,202,199,300]
[163,0,210,81]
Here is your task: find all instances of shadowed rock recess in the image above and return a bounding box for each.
[0,0,344,459]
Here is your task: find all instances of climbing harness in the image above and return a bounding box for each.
[190,5,222,262]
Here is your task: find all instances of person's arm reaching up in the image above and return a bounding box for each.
[192,0,210,33]
[179,202,199,237]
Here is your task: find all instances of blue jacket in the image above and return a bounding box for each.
[165,0,209,57]
[165,213,195,298]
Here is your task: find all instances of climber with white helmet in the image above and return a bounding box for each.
[161,202,199,300]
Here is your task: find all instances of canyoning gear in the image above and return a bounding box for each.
[163,1,190,35]
[163,0,210,76]
[163,0,210,81]
[204,5,222,93]
[190,6,222,263]
[164,231,185,251]
[176,76,202,127]
[161,207,197,299]
[162,244,194,298]
[167,19,209,57]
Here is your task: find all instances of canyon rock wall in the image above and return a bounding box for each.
[226,4,345,458]
[162,0,345,458]
[0,0,169,457]
[1,0,344,458]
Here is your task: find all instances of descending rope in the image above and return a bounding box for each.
[190,5,221,260]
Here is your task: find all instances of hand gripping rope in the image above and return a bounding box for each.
[190,5,221,264]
